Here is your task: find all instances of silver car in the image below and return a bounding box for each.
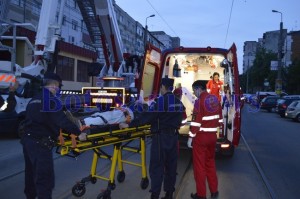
[285,100,300,122]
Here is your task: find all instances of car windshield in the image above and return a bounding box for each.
[290,101,299,107]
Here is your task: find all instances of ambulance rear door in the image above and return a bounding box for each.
[226,43,242,146]
[137,44,162,101]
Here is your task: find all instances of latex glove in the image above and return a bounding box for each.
[119,123,129,129]
[187,137,193,148]
[78,132,87,141]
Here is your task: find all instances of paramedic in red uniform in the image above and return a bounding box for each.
[188,80,223,199]
[206,72,223,102]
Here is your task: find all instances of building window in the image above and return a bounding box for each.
[72,20,78,30]
[31,1,40,16]
[62,15,66,25]
[81,19,84,32]
[69,36,75,44]
[73,0,77,9]
[77,60,90,82]
[56,55,74,81]
[11,0,22,6]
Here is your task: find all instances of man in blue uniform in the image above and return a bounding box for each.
[20,72,85,199]
[122,77,185,199]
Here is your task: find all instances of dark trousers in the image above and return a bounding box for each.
[192,133,218,197]
[149,132,178,196]
[21,136,54,199]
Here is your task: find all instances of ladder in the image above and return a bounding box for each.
[76,0,107,64]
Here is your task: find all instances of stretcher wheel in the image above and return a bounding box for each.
[91,177,97,184]
[72,183,86,197]
[117,171,126,182]
[140,177,149,189]
[110,183,116,190]
[97,190,111,199]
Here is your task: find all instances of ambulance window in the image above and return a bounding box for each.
[141,63,155,98]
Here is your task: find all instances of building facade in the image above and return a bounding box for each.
[243,41,258,73]
[243,28,294,74]
[1,0,180,90]
[288,31,300,62]
[2,0,97,90]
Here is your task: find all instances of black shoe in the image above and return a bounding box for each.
[191,193,207,199]
[151,193,160,199]
[161,191,173,199]
[211,191,219,198]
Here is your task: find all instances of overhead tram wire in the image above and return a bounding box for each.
[145,0,182,44]
[224,0,235,48]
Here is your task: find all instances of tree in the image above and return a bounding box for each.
[286,60,300,94]
[249,48,277,92]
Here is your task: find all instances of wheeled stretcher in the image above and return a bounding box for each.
[56,124,151,199]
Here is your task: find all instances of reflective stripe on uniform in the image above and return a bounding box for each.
[190,122,201,127]
[202,115,219,120]
[199,127,218,132]
[219,119,223,123]
[182,118,187,124]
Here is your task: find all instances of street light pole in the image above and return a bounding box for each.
[144,14,155,49]
[272,9,283,95]
[246,59,249,93]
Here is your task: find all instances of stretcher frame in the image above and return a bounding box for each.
[56,125,151,199]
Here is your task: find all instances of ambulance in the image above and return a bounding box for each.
[137,44,243,156]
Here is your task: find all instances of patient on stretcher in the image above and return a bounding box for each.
[75,102,148,133]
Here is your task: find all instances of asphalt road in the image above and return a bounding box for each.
[0,104,299,199]
[242,104,300,199]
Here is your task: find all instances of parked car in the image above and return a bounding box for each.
[256,91,287,103]
[242,93,254,104]
[285,100,300,122]
[276,95,300,117]
[260,96,280,112]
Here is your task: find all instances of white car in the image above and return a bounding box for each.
[285,100,300,122]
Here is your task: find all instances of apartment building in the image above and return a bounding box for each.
[1,0,179,90]
[242,28,298,74]
[243,41,258,73]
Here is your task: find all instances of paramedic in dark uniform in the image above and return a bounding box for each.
[20,72,86,199]
[188,80,222,199]
[121,77,185,199]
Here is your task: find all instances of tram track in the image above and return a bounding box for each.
[241,134,277,199]
[175,134,277,199]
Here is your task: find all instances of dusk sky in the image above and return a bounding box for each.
[116,0,299,73]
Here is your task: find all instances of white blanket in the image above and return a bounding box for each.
[83,107,134,126]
